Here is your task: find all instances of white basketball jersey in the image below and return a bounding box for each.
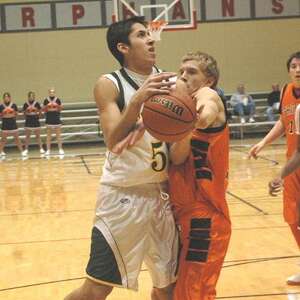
[100,68,169,187]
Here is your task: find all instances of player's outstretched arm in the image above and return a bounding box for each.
[193,87,220,129]
[248,119,285,159]
[170,87,220,165]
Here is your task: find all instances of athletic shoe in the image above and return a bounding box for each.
[40,148,45,154]
[241,117,246,124]
[249,117,256,123]
[0,151,6,157]
[287,273,300,285]
[59,149,64,155]
[45,150,50,156]
[22,149,28,156]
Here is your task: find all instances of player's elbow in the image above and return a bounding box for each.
[196,118,210,129]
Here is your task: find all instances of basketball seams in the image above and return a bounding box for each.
[143,105,194,124]
[144,120,194,136]
[169,93,197,119]
[141,92,196,142]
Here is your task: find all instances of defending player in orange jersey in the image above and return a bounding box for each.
[269,103,300,194]
[249,51,300,285]
[169,51,231,300]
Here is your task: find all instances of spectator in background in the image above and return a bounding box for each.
[22,91,44,156]
[230,83,256,124]
[43,88,64,156]
[266,84,280,121]
[0,92,25,157]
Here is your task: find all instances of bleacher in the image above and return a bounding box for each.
[9,101,102,146]
[4,92,277,147]
[226,92,278,139]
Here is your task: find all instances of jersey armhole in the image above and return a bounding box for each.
[278,84,288,114]
[110,72,125,112]
[295,104,300,135]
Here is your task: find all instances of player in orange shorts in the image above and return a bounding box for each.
[168,51,231,300]
[249,51,300,285]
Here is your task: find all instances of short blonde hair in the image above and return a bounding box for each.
[182,51,219,88]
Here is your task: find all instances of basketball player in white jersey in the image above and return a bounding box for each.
[64,16,178,300]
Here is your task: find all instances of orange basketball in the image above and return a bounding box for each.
[142,92,197,142]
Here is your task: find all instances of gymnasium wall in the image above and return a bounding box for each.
[0,0,299,103]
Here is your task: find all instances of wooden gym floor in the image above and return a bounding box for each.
[1,139,300,300]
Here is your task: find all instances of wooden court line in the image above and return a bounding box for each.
[0,208,93,217]
[230,147,279,165]
[230,213,282,218]
[0,278,85,292]
[0,237,89,246]
[223,255,300,268]
[227,191,268,215]
[80,155,102,176]
[80,155,92,174]
[217,291,300,299]
[1,255,299,294]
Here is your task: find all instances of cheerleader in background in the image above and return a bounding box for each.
[43,88,64,156]
[22,91,45,156]
[0,92,26,157]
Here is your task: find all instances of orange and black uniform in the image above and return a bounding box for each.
[280,83,300,246]
[169,111,231,300]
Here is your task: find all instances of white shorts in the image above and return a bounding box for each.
[86,183,179,291]
[46,124,61,129]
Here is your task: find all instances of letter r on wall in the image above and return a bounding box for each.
[22,7,35,27]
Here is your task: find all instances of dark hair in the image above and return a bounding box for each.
[28,91,35,98]
[106,16,147,66]
[287,51,300,71]
[3,92,11,99]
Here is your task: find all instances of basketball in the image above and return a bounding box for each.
[142,92,196,142]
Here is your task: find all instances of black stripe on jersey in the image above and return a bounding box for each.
[190,230,211,239]
[194,157,207,168]
[189,238,210,251]
[279,83,288,114]
[191,139,209,151]
[186,250,208,262]
[196,169,212,180]
[197,124,226,134]
[120,68,140,91]
[192,148,207,158]
[153,65,160,73]
[191,218,211,229]
[110,72,125,112]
